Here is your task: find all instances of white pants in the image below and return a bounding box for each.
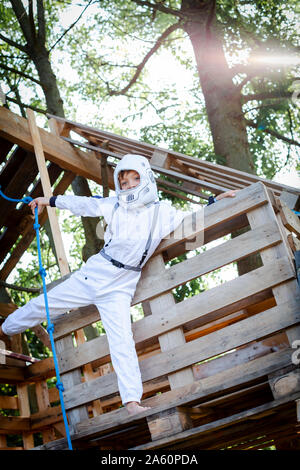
[2,255,143,405]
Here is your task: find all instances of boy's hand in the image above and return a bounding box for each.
[216,189,240,201]
[28,197,50,216]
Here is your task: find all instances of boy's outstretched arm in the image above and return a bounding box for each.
[215,189,240,201]
[28,195,107,218]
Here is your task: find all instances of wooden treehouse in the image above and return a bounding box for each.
[0,106,300,451]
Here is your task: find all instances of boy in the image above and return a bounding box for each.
[0,154,237,415]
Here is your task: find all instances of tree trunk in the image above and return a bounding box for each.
[181,0,260,275]
[31,48,65,117]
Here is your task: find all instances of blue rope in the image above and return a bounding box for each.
[0,186,73,450]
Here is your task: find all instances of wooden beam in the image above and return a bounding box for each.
[0,415,30,433]
[0,107,103,184]
[156,182,269,256]
[278,199,300,238]
[134,220,283,304]
[0,365,25,383]
[26,109,70,276]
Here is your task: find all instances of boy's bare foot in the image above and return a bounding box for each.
[126,401,151,415]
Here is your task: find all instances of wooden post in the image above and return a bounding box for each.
[145,254,194,439]
[150,150,171,169]
[26,109,89,433]
[35,381,57,444]
[17,383,34,449]
[26,109,70,276]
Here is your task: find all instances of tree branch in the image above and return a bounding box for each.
[0,32,27,53]
[10,0,34,46]
[0,63,42,85]
[131,0,185,19]
[246,119,300,147]
[6,96,47,115]
[0,280,40,294]
[49,0,94,52]
[242,90,293,103]
[108,21,183,96]
[28,0,36,41]
[37,0,46,44]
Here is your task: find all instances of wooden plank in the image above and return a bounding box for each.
[146,407,192,441]
[61,296,300,410]
[55,336,89,431]
[24,357,55,382]
[63,135,229,193]
[48,111,91,431]
[0,365,25,383]
[51,219,284,346]
[26,109,70,276]
[54,257,295,369]
[144,255,194,438]
[134,220,282,304]
[269,369,300,399]
[0,137,14,165]
[280,191,300,211]
[278,200,300,238]
[30,405,63,430]
[0,107,103,184]
[0,395,18,409]
[150,150,171,169]
[52,305,99,341]
[193,333,288,380]
[0,416,30,432]
[35,381,57,442]
[156,181,269,255]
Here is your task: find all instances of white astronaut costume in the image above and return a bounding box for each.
[2,154,187,405]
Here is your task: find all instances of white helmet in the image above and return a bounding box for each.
[114,154,158,209]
